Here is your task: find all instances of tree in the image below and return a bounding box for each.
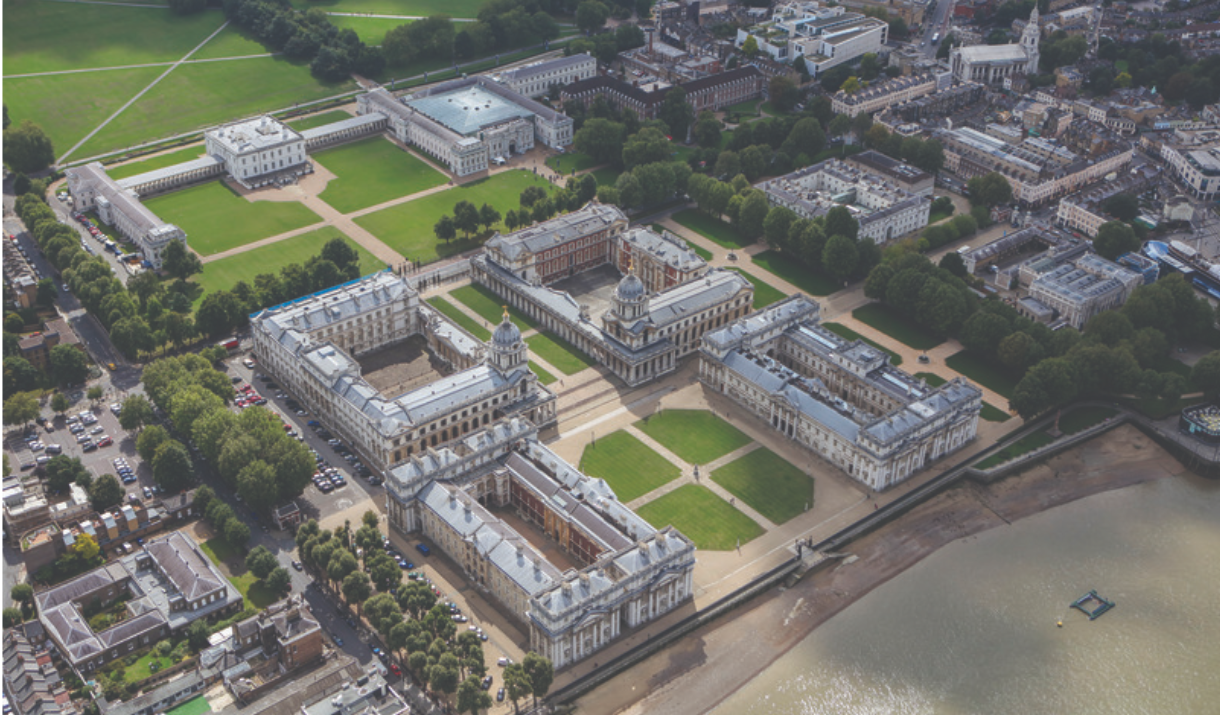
[196,291,239,338]
[89,474,123,511]
[86,386,104,403]
[237,460,278,512]
[965,172,1013,208]
[478,203,501,231]
[1093,221,1141,261]
[825,206,859,241]
[46,455,89,492]
[328,549,359,584]
[822,235,859,283]
[161,241,202,282]
[769,76,800,113]
[519,185,547,207]
[434,215,457,243]
[11,583,34,608]
[1101,193,1140,222]
[187,620,211,651]
[939,251,967,277]
[736,191,770,240]
[763,207,797,247]
[2,608,22,627]
[576,0,609,31]
[1191,351,1220,398]
[840,76,862,95]
[4,392,40,428]
[787,117,825,158]
[343,571,372,606]
[111,316,154,360]
[658,87,695,140]
[116,394,154,433]
[246,546,279,579]
[741,36,759,57]
[49,345,88,386]
[453,201,481,238]
[1010,357,1077,420]
[225,518,251,549]
[504,662,531,713]
[522,652,554,706]
[320,238,360,272]
[2,120,55,174]
[369,552,403,592]
[694,111,722,149]
[267,567,292,594]
[457,675,493,714]
[51,391,71,416]
[137,424,170,462]
[574,118,625,164]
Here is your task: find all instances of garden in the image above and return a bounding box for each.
[450,284,538,331]
[313,136,448,213]
[670,209,754,249]
[145,181,322,256]
[750,250,839,297]
[635,484,763,551]
[710,448,813,525]
[635,409,753,465]
[579,431,681,503]
[525,332,597,375]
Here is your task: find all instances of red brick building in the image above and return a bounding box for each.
[560,66,765,122]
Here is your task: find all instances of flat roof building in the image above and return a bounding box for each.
[204,116,309,189]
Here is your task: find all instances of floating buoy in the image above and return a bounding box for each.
[1057,620,1063,628]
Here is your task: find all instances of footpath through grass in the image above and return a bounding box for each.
[852,303,943,351]
[426,297,491,341]
[579,431,681,502]
[145,181,321,255]
[711,448,812,525]
[635,409,752,465]
[314,137,447,213]
[671,209,754,249]
[822,323,903,366]
[974,406,1118,469]
[525,333,597,375]
[751,250,839,296]
[636,484,763,551]
[945,350,1017,398]
[450,284,538,330]
[193,227,384,305]
[726,267,786,310]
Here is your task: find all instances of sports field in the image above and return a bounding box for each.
[314,137,447,213]
[426,297,492,341]
[287,110,355,131]
[287,0,487,18]
[450,284,538,331]
[193,227,384,302]
[635,485,763,551]
[635,409,752,465]
[579,431,681,503]
[710,448,812,524]
[107,145,208,180]
[145,181,321,256]
[525,333,597,375]
[354,171,551,262]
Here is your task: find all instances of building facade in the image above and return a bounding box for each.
[831,72,943,117]
[735,1,887,75]
[64,164,187,270]
[700,297,982,490]
[499,54,597,98]
[1018,251,1142,328]
[559,67,764,121]
[204,117,309,189]
[950,7,1041,85]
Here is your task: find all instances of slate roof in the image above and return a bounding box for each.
[499,53,595,83]
[647,269,752,328]
[144,531,225,601]
[34,562,128,611]
[485,203,626,260]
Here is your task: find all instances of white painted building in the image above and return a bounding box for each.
[950,7,1041,85]
[64,163,187,269]
[498,53,597,98]
[204,116,309,189]
[734,1,886,75]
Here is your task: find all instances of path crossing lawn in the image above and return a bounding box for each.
[822,322,903,366]
[146,181,321,255]
[525,333,597,375]
[851,303,944,351]
[3,1,223,74]
[107,145,207,180]
[635,485,763,551]
[450,284,538,330]
[197,538,279,609]
[529,361,557,385]
[288,110,356,131]
[711,448,813,525]
[288,0,487,18]
[314,137,448,213]
[193,227,384,304]
[634,409,752,465]
[750,251,838,297]
[426,297,492,341]
[354,171,552,262]
[190,23,269,60]
[945,350,1017,398]
[670,210,754,249]
[579,431,681,502]
[547,152,599,175]
[725,267,786,309]
[165,697,212,715]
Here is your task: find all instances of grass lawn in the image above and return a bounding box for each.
[914,372,946,386]
[635,409,752,464]
[973,432,1054,470]
[4,67,165,160]
[635,484,763,551]
[547,152,600,175]
[76,55,356,159]
[711,448,813,524]
[751,250,839,297]
[355,171,551,261]
[427,297,492,341]
[974,406,1116,469]
[590,167,622,188]
[3,2,224,74]
[654,224,713,260]
[190,22,270,60]
[529,361,557,385]
[670,209,753,249]
[1115,394,1207,420]
[198,537,279,609]
[579,431,681,502]
[851,303,943,351]
[927,210,952,225]
[822,323,903,366]
[193,227,383,304]
[165,697,212,715]
[107,145,207,180]
[450,284,538,330]
[945,350,1017,399]
[314,137,447,213]
[326,15,411,46]
[525,332,597,375]
[287,110,355,131]
[145,181,321,255]
[723,99,761,116]
[980,401,1012,422]
[126,650,176,682]
[289,0,488,18]
[725,267,786,310]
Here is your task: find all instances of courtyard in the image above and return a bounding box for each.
[144,180,322,256]
[313,136,448,213]
[356,335,450,397]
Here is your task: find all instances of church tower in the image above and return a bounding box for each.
[488,307,527,374]
[1022,6,1041,74]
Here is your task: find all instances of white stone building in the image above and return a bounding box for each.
[498,54,597,98]
[250,271,557,476]
[1160,141,1220,201]
[64,163,187,269]
[204,116,309,189]
[700,297,982,491]
[735,1,886,76]
[1017,252,1142,329]
[830,71,945,118]
[384,416,695,671]
[758,159,931,244]
[950,7,1040,85]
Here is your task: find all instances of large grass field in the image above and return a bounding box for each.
[822,322,904,366]
[750,250,839,297]
[635,484,763,551]
[852,303,943,351]
[147,181,321,255]
[314,137,448,213]
[287,110,355,131]
[106,145,207,180]
[355,171,551,261]
[326,15,411,46]
[711,448,813,525]
[190,22,270,60]
[945,350,1018,398]
[635,409,753,465]
[4,67,165,160]
[670,210,753,249]
[427,296,492,341]
[547,152,600,175]
[76,55,356,159]
[3,1,224,74]
[450,284,538,331]
[289,0,488,17]
[198,537,280,609]
[194,227,384,303]
[579,431,681,502]
[726,267,786,310]
[525,332,597,375]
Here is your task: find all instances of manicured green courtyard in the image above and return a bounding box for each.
[750,250,839,297]
[450,284,538,330]
[635,484,763,551]
[197,537,279,610]
[635,409,752,465]
[426,296,492,341]
[314,137,448,213]
[945,350,1018,398]
[725,267,787,310]
[711,448,812,525]
[165,696,212,715]
[852,303,944,351]
[107,145,208,180]
[525,332,597,375]
[670,210,753,249]
[579,431,681,502]
[193,227,384,304]
[145,181,321,256]
[354,171,552,262]
[529,361,558,385]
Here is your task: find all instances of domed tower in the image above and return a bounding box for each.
[611,260,649,323]
[488,307,527,373]
[1022,6,1041,74]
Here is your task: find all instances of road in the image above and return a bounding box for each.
[918,0,955,57]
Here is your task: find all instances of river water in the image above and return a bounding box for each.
[713,475,1220,715]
